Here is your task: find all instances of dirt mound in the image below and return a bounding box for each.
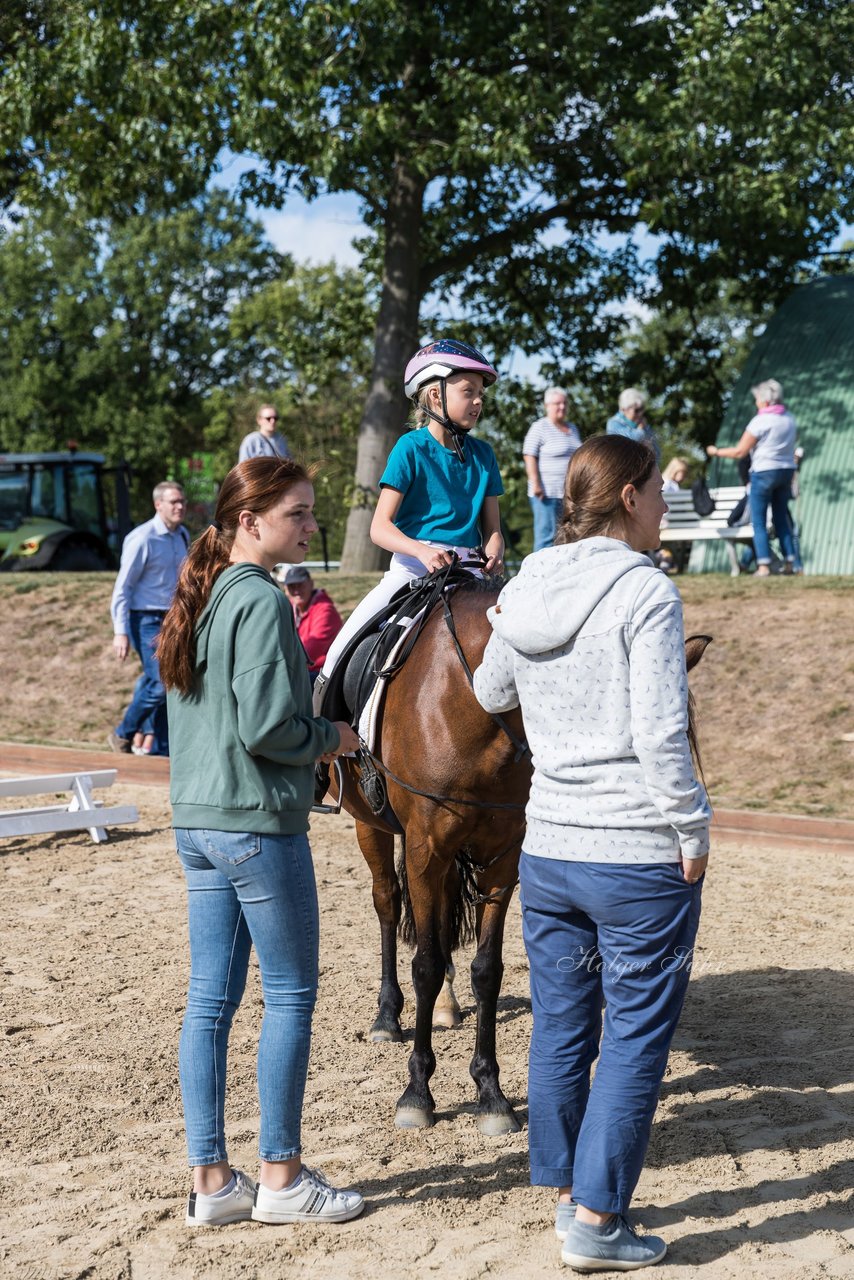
[1,571,851,816]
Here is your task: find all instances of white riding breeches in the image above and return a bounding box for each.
[321,544,479,678]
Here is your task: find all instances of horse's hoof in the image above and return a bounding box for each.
[370,1025,403,1043]
[395,1105,435,1130]
[476,1110,521,1137]
[432,1007,462,1030]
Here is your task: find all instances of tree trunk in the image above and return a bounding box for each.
[339,159,424,572]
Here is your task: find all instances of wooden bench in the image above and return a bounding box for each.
[659,486,754,576]
[0,770,138,844]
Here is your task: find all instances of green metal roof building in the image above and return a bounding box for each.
[696,275,854,575]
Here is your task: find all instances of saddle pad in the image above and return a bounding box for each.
[357,621,416,752]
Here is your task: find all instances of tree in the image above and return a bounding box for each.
[2,2,852,563]
[207,261,377,553]
[0,191,280,513]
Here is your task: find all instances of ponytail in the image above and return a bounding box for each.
[555,435,655,546]
[158,527,232,694]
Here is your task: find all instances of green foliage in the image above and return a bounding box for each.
[623,0,854,310]
[199,261,377,555]
[2,1,853,564]
[0,191,280,517]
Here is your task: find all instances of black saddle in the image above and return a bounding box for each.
[314,558,486,726]
[312,559,487,822]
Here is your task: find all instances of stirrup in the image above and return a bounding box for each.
[311,757,344,815]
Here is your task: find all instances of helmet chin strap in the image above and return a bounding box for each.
[422,379,469,462]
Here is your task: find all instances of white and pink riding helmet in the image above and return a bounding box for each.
[403,339,498,400]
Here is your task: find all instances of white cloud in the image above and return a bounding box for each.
[257,196,364,268]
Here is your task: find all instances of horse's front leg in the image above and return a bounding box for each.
[355,821,404,1043]
[469,872,522,1136]
[394,857,446,1129]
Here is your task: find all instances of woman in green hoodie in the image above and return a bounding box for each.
[158,457,364,1230]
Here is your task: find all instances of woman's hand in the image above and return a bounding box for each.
[484,551,504,574]
[706,444,718,457]
[681,853,708,883]
[321,722,360,760]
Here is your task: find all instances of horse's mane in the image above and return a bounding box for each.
[453,571,506,597]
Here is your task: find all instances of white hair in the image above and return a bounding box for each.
[751,378,783,406]
[618,387,647,412]
[544,386,568,406]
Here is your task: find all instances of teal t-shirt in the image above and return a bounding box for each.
[380,429,504,548]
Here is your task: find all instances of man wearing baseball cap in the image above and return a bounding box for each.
[283,567,344,683]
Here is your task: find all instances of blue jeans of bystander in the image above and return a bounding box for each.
[520,852,702,1217]
[530,496,562,551]
[116,610,168,748]
[749,468,796,565]
[175,829,319,1166]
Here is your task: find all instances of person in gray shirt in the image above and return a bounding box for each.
[707,377,798,576]
[523,387,582,550]
[238,405,290,462]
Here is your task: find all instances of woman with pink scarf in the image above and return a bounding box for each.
[707,378,798,577]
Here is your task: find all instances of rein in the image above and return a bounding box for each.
[356,741,526,814]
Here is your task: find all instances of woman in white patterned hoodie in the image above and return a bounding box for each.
[473,434,710,1273]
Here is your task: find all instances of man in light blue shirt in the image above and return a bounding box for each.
[108,481,189,755]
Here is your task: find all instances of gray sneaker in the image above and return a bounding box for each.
[555,1200,577,1240]
[561,1215,666,1271]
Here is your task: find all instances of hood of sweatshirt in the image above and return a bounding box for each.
[488,537,654,655]
[194,562,276,666]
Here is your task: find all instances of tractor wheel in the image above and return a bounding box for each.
[49,540,110,571]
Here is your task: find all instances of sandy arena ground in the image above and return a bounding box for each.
[3,786,854,1280]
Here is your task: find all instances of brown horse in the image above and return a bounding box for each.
[326,573,711,1137]
[327,574,529,1135]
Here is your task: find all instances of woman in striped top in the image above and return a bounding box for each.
[522,387,583,550]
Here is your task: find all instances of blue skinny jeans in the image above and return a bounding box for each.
[749,468,796,565]
[175,829,319,1166]
[520,852,703,1216]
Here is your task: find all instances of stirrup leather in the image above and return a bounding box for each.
[312,757,344,815]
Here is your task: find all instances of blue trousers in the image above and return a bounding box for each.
[749,468,796,565]
[520,852,703,1215]
[175,829,320,1165]
[530,496,562,551]
[116,610,169,751]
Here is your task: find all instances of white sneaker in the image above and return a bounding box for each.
[186,1168,256,1227]
[251,1164,365,1224]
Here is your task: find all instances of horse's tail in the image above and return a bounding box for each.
[397,840,477,951]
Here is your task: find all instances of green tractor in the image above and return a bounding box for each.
[0,451,132,571]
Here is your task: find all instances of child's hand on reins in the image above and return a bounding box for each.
[420,546,457,573]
